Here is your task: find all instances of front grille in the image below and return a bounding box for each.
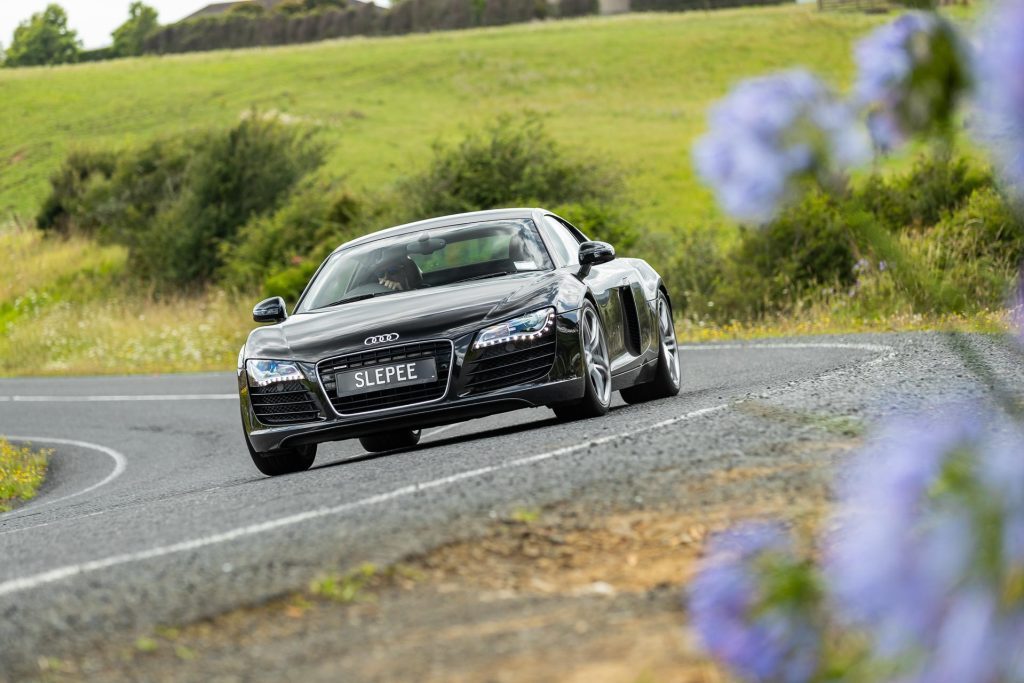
[463,338,557,395]
[250,381,321,425]
[318,341,453,415]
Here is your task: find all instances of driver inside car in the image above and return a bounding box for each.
[376,255,423,292]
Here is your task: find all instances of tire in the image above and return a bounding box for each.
[552,301,612,420]
[620,292,681,405]
[359,429,422,453]
[245,432,316,477]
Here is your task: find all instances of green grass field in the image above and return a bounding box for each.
[1,6,889,232]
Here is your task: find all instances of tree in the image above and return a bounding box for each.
[227,3,266,17]
[111,2,159,58]
[275,0,347,15]
[4,4,81,68]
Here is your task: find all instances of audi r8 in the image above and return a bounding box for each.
[238,208,680,476]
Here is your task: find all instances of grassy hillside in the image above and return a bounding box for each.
[1,5,1001,378]
[1,6,886,232]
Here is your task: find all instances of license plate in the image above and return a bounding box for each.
[335,358,438,398]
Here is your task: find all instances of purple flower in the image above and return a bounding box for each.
[854,12,972,150]
[975,0,1024,192]
[689,522,820,683]
[827,411,1024,680]
[1011,270,1024,347]
[694,70,869,224]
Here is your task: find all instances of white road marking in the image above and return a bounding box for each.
[0,341,897,598]
[0,436,127,514]
[0,404,729,598]
[0,394,236,402]
[677,341,894,352]
[425,423,460,438]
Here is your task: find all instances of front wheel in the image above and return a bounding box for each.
[552,302,612,420]
[620,292,681,404]
[245,432,317,477]
[359,429,422,453]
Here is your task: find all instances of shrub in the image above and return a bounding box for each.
[711,191,861,319]
[221,179,366,294]
[653,225,726,317]
[912,186,1024,311]
[36,115,325,288]
[550,201,640,253]
[395,116,620,220]
[36,149,118,234]
[853,149,992,232]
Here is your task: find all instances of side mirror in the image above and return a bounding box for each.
[253,296,288,323]
[578,241,615,266]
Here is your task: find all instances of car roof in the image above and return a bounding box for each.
[331,208,548,254]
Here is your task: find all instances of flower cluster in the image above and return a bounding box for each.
[975,0,1024,192]
[693,70,868,224]
[689,522,821,683]
[690,412,1024,683]
[693,10,973,222]
[827,412,1024,681]
[854,11,971,150]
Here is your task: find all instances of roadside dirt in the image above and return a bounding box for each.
[32,433,852,683]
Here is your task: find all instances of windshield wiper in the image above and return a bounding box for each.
[320,291,395,309]
[450,271,518,284]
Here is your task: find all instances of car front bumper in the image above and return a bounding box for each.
[241,309,586,453]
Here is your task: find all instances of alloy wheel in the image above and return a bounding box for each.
[658,297,681,389]
[582,307,612,406]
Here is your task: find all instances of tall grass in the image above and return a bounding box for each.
[0,227,250,376]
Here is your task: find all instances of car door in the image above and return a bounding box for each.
[538,215,643,373]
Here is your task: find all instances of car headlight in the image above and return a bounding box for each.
[474,307,555,349]
[246,359,304,387]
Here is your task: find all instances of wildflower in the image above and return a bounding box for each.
[689,522,821,683]
[975,0,1024,191]
[854,12,972,150]
[826,411,1024,680]
[694,70,869,224]
[1012,272,1024,347]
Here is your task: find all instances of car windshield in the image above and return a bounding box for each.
[297,219,553,312]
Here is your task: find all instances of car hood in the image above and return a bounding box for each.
[246,270,582,362]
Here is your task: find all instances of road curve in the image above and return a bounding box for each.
[0,334,1013,676]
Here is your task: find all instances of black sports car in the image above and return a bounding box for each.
[238,208,680,476]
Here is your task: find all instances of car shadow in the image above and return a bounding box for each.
[308,405,633,472]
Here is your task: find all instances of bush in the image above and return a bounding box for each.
[221,179,366,295]
[710,191,861,318]
[36,115,325,288]
[550,201,640,253]
[395,116,620,220]
[912,186,1024,311]
[37,149,118,234]
[853,149,991,232]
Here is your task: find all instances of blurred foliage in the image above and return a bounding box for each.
[111,2,160,58]
[671,151,1024,326]
[3,4,80,68]
[395,116,620,220]
[37,114,324,288]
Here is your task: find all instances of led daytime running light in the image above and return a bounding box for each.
[246,360,304,387]
[473,310,556,349]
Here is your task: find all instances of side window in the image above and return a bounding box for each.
[540,216,581,266]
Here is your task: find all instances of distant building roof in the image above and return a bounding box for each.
[183,0,280,21]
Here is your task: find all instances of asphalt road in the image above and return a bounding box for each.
[1,333,1018,677]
